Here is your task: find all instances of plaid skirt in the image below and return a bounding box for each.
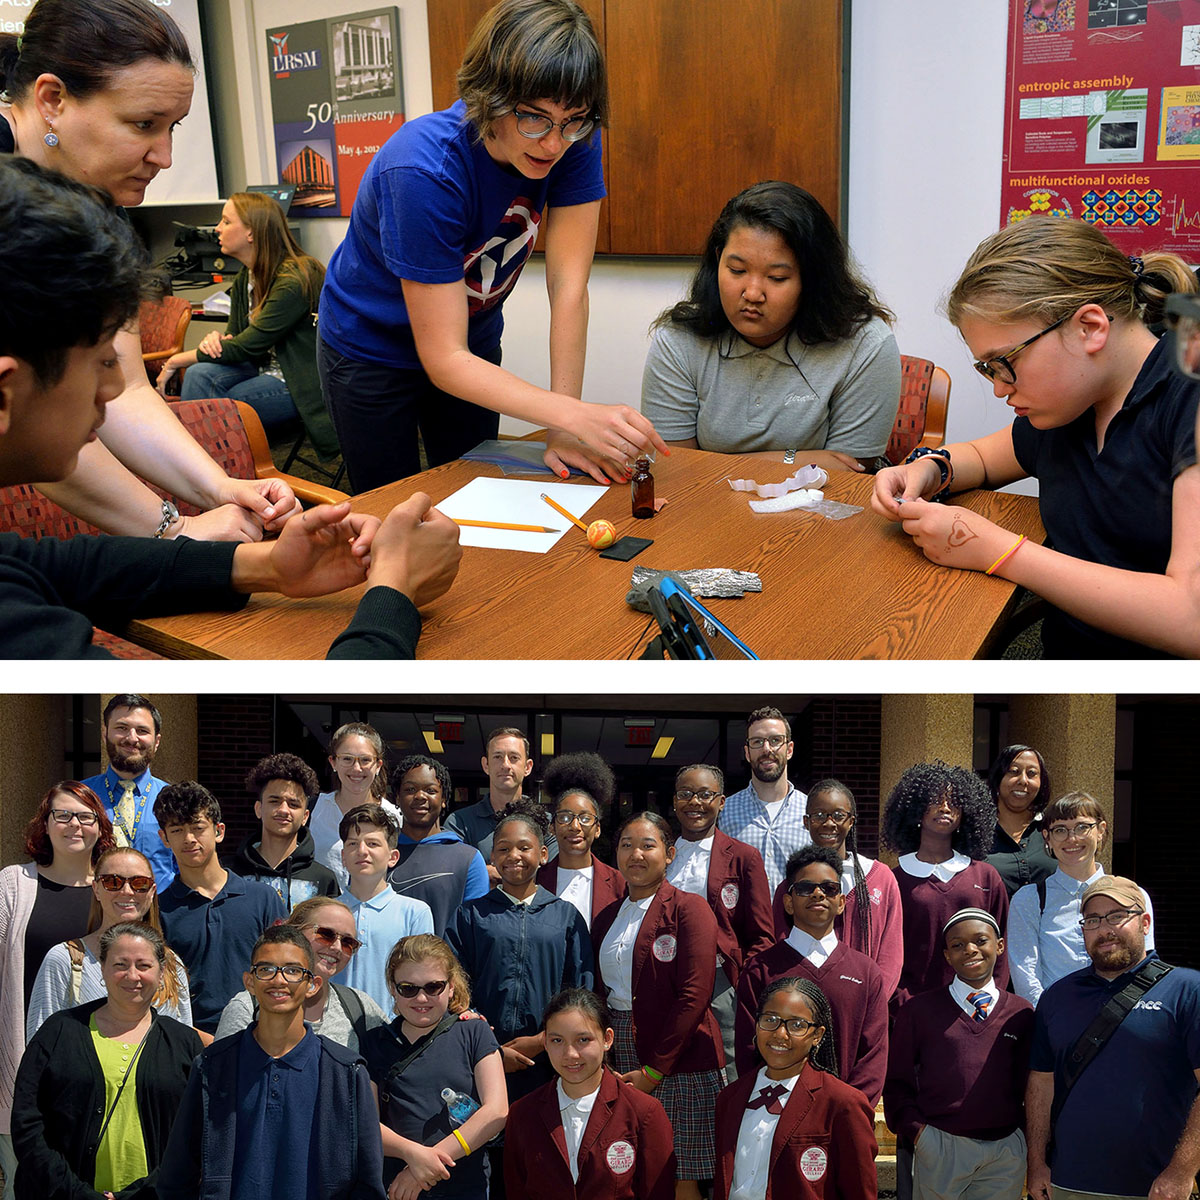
[610,1008,726,1179]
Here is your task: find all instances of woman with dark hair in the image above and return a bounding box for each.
[158,192,337,458]
[27,845,192,1040]
[0,0,302,541]
[592,812,725,1200]
[871,217,1200,657]
[536,752,625,928]
[713,977,877,1200]
[12,921,203,1200]
[767,779,904,999]
[642,180,900,473]
[503,988,677,1200]
[318,0,665,491]
[882,762,1009,1007]
[0,782,113,1197]
[985,745,1057,896]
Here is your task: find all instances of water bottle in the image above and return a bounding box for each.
[441,1087,479,1127]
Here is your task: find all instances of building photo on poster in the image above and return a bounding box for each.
[265,7,404,217]
[1002,0,1200,254]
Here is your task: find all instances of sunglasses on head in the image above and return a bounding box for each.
[310,925,363,954]
[393,979,449,998]
[97,873,155,893]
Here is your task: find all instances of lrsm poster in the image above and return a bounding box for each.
[1001,0,1200,255]
[266,8,404,217]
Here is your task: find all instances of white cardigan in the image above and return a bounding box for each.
[0,863,39,1135]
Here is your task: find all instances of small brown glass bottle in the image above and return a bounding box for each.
[631,455,655,518]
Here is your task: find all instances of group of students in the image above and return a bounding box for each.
[0,715,1153,1200]
[0,0,1198,657]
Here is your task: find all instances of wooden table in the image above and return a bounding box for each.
[126,447,1045,660]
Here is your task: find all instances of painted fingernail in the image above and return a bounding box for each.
[560,470,568,479]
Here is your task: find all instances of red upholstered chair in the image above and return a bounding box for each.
[885,355,951,465]
[139,295,192,383]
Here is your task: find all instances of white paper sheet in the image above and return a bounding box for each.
[436,477,609,553]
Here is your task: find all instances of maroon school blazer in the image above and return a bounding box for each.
[713,1062,878,1200]
[704,829,775,989]
[591,881,724,1077]
[536,856,627,928]
[504,1067,677,1200]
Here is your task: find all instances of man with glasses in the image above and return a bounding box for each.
[159,926,385,1200]
[734,847,888,1105]
[1025,876,1200,1200]
[718,705,808,893]
[446,727,556,886]
[82,694,175,891]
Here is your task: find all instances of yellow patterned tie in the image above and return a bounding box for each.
[115,779,137,846]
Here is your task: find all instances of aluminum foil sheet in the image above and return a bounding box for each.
[625,567,763,613]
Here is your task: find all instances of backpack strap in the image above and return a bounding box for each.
[380,1012,459,1105]
[1036,878,1047,916]
[65,938,86,1006]
[332,983,368,1048]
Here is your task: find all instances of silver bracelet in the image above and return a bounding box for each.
[153,499,180,539]
[783,449,796,464]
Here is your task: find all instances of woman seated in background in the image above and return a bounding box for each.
[26,845,192,1040]
[215,897,387,1054]
[985,744,1056,896]
[872,217,1200,658]
[158,192,340,461]
[0,0,300,540]
[641,180,901,474]
[12,921,203,1200]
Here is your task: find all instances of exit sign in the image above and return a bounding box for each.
[435,722,463,743]
[626,726,655,746]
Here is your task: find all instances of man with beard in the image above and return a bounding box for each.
[82,693,175,889]
[1026,876,1200,1200]
[717,704,808,893]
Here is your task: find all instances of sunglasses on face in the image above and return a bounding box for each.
[393,979,449,998]
[97,873,155,893]
[309,925,363,954]
[788,880,841,898]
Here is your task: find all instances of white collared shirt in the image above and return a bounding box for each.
[785,925,840,968]
[557,1078,600,1182]
[500,887,535,906]
[555,865,594,927]
[729,1068,801,1200]
[667,834,714,896]
[841,852,876,895]
[598,894,654,1010]
[897,851,971,883]
[950,974,1000,1019]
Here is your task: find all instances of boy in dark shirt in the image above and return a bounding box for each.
[884,907,1034,1200]
[155,781,287,1033]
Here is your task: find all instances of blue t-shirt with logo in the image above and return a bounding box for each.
[319,100,605,369]
[1031,957,1200,1194]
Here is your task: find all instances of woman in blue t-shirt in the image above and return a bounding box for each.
[318,0,665,492]
[871,217,1200,658]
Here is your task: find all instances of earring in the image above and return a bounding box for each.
[43,124,58,148]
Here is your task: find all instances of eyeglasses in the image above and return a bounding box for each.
[746,735,787,750]
[335,755,378,769]
[49,809,99,826]
[788,880,842,898]
[972,312,1069,385]
[674,788,721,802]
[806,809,852,826]
[1046,821,1099,841]
[1079,908,1142,931]
[1165,292,1200,379]
[928,796,963,812]
[393,979,449,998]
[756,1012,820,1036]
[97,873,154,893]
[249,963,313,983]
[512,108,595,142]
[553,811,596,827]
[309,925,363,954]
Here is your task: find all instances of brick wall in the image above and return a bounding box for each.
[197,694,276,853]
[803,697,883,858]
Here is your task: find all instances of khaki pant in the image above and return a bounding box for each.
[911,1124,1027,1200]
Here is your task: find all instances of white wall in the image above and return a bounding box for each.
[209,0,1018,448]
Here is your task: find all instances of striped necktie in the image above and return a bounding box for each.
[967,990,992,1022]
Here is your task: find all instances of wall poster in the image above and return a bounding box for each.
[1002,0,1200,256]
[266,8,403,217]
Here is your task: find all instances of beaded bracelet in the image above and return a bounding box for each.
[985,534,1027,576]
[903,446,954,500]
[452,1129,471,1156]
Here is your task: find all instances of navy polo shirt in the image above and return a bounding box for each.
[158,870,287,1032]
[231,1026,319,1200]
[1011,335,1198,657]
[1031,957,1200,1195]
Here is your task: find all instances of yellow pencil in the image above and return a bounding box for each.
[540,493,589,531]
[453,518,562,533]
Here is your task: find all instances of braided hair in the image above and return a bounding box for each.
[807,778,871,952]
[757,976,838,1076]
